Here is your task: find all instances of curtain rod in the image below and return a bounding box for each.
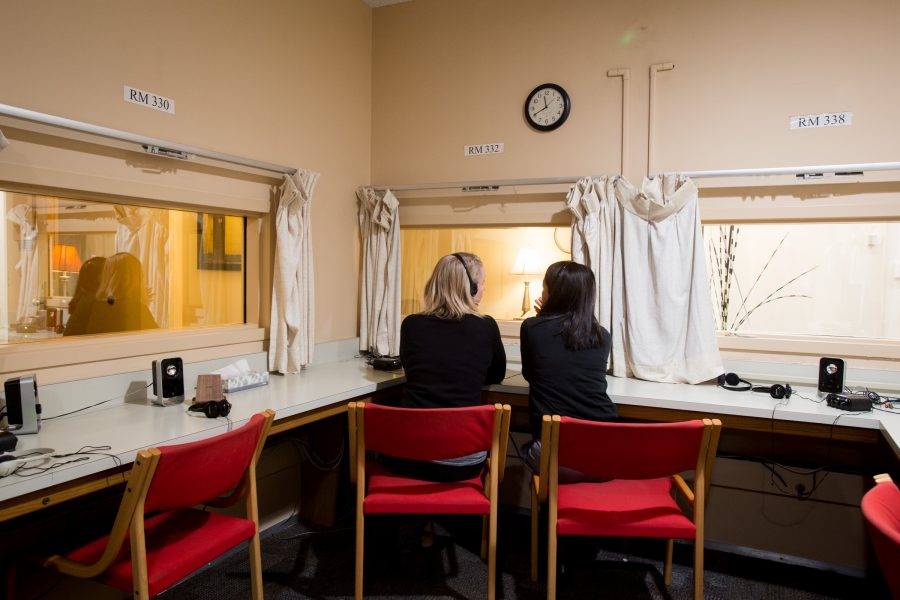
[374,175,591,192]
[0,103,296,176]
[652,161,900,179]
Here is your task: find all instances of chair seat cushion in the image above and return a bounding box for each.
[364,461,490,515]
[67,508,256,597]
[557,478,696,539]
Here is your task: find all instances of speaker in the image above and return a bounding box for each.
[452,253,477,296]
[752,383,793,399]
[818,357,845,395]
[717,372,752,392]
[3,374,41,434]
[152,357,185,406]
[188,399,232,419]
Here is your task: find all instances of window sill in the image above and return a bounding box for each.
[0,325,266,385]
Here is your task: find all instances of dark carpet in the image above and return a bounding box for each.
[160,510,890,599]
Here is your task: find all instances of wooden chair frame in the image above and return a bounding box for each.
[543,416,721,600]
[43,409,275,600]
[348,401,511,600]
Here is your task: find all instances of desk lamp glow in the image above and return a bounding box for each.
[510,248,542,318]
[52,244,82,297]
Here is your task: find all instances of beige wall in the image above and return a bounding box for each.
[1,0,372,344]
[372,0,900,186]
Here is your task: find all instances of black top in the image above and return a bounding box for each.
[400,313,506,409]
[520,314,617,438]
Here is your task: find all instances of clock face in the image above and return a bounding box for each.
[525,83,570,131]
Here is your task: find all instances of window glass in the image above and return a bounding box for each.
[705,222,900,340]
[2,190,245,345]
[400,226,571,320]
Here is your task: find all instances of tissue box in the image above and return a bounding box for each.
[222,371,269,393]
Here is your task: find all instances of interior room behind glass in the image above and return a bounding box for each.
[2,190,245,344]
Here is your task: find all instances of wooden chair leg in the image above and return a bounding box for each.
[355,509,365,600]
[693,537,704,600]
[130,522,150,600]
[547,519,557,600]
[248,529,264,600]
[664,538,674,585]
[488,510,497,600]
[530,488,540,581]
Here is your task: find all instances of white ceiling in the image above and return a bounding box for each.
[362,0,412,8]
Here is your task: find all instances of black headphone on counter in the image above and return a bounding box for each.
[752,383,793,400]
[718,372,793,399]
[188,399,232,418]
[717,372,752,392]
[451,253,477,297]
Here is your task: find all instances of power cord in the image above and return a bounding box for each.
[42,383,153,420]
[11,445,122,478]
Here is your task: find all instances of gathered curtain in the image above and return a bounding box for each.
[6,204,39,324]
[270,169,319,374]
[568,174,722,384]
[357,187,400,356]
[115,206,169,328]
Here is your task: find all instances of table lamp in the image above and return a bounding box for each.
[52,244,82,297]
[510,247,542,318]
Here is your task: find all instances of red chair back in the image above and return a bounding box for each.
[144,413,268,512]
[362,403,496,461]
[862,480,900,597]
[557,417,707,480]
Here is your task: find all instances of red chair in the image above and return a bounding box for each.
[543,416,721,600]
[861,473,900,598]
[348,401,511,600]
[42,409,275,599]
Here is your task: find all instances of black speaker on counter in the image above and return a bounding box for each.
[818,357,845,396]
[152,357,185,406]
[3,374,41,434]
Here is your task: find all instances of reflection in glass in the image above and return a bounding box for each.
[2,191,246,345]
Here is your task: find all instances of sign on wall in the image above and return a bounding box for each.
[124,85,176,114]
[464,143,504,157]
[789,112,852,129]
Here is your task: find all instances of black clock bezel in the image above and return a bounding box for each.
[524,83,571,131]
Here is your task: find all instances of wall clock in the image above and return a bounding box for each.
[524,83,570,131]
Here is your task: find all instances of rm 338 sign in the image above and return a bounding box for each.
[790,112,852,129]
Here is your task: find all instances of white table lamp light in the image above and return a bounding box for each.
[510,248,543,318]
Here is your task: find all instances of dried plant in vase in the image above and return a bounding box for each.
[707,226,817,334]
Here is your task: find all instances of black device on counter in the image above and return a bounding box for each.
[372,357,403,371]
[818,357,845,395]
[826,393,873,412]
[3,374,41,434]
[152,357,185,405]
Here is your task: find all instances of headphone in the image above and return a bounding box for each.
[451,253,477,296]
[752,383,793,400]
[717,372,752,392]
[188,399,232,418]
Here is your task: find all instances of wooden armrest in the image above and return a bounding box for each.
[672,474,694,504]
[43,554,108,579]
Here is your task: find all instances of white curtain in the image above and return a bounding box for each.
[115,206,169,327]
[566,176,623,373]
[0,128,9,151]
[568,175,722,384]
[269,169,319,374]
[356,187,400,356]
[6,204,40,324]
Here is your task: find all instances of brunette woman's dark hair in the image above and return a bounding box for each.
[538,261,602,351]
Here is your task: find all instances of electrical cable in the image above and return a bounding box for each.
[42,382,153,420]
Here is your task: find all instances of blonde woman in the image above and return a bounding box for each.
[388,252,506,482]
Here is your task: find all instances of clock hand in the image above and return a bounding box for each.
[534,106,548,116]
[543,96,548,110]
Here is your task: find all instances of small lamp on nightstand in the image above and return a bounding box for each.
[510,247,543,319]
[52,244,82,297]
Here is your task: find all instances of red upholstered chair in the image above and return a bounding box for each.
[861,473,900,598]
[42,409,275,600]
[347,401,511,600]
[543,416,721,600]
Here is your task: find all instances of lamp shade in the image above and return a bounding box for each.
[52,244,82,273]
[510,248,542,276]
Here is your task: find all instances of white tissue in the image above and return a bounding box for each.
[213,359,269,393]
